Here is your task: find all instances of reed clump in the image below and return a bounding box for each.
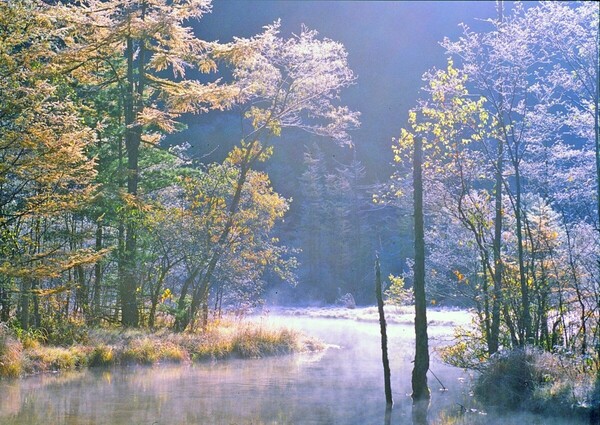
[24,345,88,373]
[230,324,300,358]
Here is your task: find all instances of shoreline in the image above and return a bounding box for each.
[0,319,323,380]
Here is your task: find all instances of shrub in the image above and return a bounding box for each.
[476,347,557,408]
[474,346,594,417]
[438,324,490,371]
[12,326,45,349]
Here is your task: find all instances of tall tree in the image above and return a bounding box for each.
[393,61,491,396]
[411,125,429,401]
[52,0,234,326]
[526,2,599,228]
[171,156,292,330]
[443,3,543,344]
[298,144,329,300]
[169,22,359,330]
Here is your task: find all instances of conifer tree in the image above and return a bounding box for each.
[51,0,235,326]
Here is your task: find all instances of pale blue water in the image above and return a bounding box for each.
[0,310,588,424]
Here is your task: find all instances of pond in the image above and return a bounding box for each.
[0,307,588,424]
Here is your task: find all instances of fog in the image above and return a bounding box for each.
[164,1,510,306]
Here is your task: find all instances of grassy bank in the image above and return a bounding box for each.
[0,320,323,378]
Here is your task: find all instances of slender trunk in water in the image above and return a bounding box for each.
[375,254,393,407]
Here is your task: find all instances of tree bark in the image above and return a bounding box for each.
[19,277,31,331]
[411,134,430,402]
[75,264,88,317]
[121,23,146,327]
[488,0,506,355]
[31,279,41,329]
[92,221,103,324]
[174,267,201,332]
[490,137,504,354]
[148,264,172,329]
[514,165,532,344]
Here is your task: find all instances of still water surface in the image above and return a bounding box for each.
[0,308,587,424]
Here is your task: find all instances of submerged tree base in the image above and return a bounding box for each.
[0,320,323,378]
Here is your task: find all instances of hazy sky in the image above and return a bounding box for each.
[176,1,500,182]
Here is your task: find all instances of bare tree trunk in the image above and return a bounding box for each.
[148,267,169,329]
[120,32,139,327]
[31,279,41,328]
[375,254,393,407]
[595,17,600,235]
[490,137,504,354]
[488,0,506,354]
[173,267,200,332]
[75,264,88,317]
[594,22,600,370]
[503,304,519,347]
[19,277,31,331]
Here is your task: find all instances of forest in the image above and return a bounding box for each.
[0,0,599,424]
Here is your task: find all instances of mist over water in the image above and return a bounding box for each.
[0,307,587,424]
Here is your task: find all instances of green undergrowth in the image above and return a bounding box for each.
[0,320,323,378]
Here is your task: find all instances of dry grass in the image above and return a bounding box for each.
[24,345,88,373]
[230,324,300,358]
[87,344,115,367]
